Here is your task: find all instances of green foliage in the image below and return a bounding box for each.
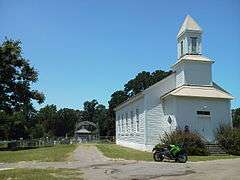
[96,144,238,162]
[107,91,129,136]
[0,38,173,140]
[0,144,77,163]
[124,70,172,97]
[108,91,129,110]
[94,104,108,136]
[0,38,45,140]
[82,100,98,123]
[0,38,45,113]
[105,70,172,136]
[36,105,81,137]
[188,155,239,162]
[29,124,45,139]
[0,112,11,139]
[0,168,83,180]
[36,105,58,137]
[56,108,81,137]
[232,108,240,128]
[96,144,153,161]
[79,99,104,134]
[216,125,240,155]
[159,130,209,155]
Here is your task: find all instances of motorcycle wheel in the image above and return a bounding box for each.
[177,153,188,163]
[153,152,164,162]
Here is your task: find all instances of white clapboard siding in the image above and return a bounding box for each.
[144,74,176,148]
[175,65,185,87]
[175,97,232,141]
[184,62,212,86]
[116,97,146,150]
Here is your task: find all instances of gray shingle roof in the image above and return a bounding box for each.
[162,85,234,100]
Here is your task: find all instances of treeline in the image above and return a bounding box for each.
[0,39,172,140]
[0,101,106,140]
[1,39,239,140]
[232,108,240,128]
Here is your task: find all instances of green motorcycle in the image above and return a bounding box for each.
[152,144,188,163]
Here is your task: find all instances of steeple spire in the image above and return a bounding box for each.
[177,15,203,59]
[177,15,202,37]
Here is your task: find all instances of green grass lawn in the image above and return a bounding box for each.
[96,144,240,162]
[0,144,78,163]
[189,155,239,162]
[0,168,83,180]
[96,144,153,161]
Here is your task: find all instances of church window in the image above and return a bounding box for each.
[125,112,129,133]
[117,115,121,133]
[191,37,197,54]
[121,114,124,133]
[130,111,134,132]
[180,41,184,56]
[197,111,210,116]
[136,109,140,132]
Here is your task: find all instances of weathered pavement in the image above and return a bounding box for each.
[0,145,240,180]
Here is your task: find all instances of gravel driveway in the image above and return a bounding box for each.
[0,145,240,180]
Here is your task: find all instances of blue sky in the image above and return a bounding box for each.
[1,0,240,110]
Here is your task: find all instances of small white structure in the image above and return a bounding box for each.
[114,15,234,152]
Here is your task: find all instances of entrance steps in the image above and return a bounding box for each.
[205,144,227,155]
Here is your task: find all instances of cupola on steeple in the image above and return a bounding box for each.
[173,15,214,87]
[177,15,202,59]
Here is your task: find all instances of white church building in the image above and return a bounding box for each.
[114,15,234,152]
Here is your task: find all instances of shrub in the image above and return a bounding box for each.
[158,130,209,155]
[216,125,240,155]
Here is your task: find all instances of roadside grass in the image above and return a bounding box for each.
[96,144,153,161]
[0,144,78,163]
[0,168,83,180]
[189,155,239,162]
[96,144,240,162]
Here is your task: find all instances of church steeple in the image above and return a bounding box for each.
[173,15,214,87]
[177,15,203,59]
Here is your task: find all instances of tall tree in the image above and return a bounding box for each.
[124,71,152,96]
[124,70,172,96]
[0,111,11,140]
[36,105,58,137]
[8,112,28,139]
[232,108,240,128]
[94,104,108,136]
[56,108,80,137]
[151,70,172,84]
[0,39,45,113]
[81,100,98,123]
[107,91,129,136]
[107,69,172,136]
[80,100,110,136]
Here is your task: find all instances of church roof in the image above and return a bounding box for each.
[114,73,177,111]
[172,55,214,68]
[179,55,212,62]
[177,15,202,37]
[162,85,234,100]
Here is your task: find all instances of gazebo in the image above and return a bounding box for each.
[75,121,99,142]
[75,127,92,142]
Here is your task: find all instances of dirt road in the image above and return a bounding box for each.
[0,145,240,180]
